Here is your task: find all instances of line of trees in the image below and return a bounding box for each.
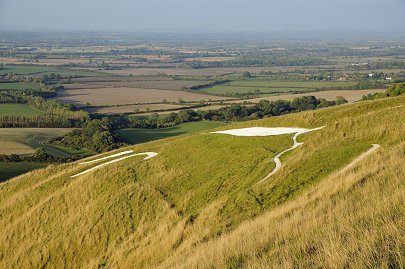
[126,95,348,128]
[0,148,80,163]
[0,114,77,128]
[0,96,90,127]
[180,56,332,69]
[27,96,89,122]
[362,83,405,101]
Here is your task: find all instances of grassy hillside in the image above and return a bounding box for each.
[0,95,404,268]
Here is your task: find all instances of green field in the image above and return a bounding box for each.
[118,121,226,144]
[0,162,47,183]
[201,80,358,95]
[49,144,95,157]
[0,104,45,116]
[0,128,73,156]
[0,82,41,91]
[0,65,105,77]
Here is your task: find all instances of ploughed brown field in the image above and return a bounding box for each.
[85,103,188,114]
[68,76,210,90]
[54,87,231,106]
[232,89,386,104]
[71,76,172,83]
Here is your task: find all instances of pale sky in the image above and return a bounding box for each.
[0,0,404,32]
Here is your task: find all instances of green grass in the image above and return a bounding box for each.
[200,80,358,95]
[0,162,47,183]
[117,121,226,144]
[0,104,45,116]
[49,144,95,157]
[0,65,55,75]
[0,82,41,91]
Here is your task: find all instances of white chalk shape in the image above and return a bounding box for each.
[211,126,325,183]
[79,150,134,164]
[71,152,158,178]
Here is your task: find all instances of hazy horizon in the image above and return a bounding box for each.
[1,0,405,33]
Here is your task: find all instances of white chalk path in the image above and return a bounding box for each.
[339,144,380,174]
[211,126,325,184]
[256,127,325,184]
[79,150,134,164]
[71,152,158,178]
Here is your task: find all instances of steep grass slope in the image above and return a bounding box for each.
[1,96,404,268]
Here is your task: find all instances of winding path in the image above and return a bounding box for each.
[257,143,380,185]
[71,152,158,178]
[212,126,325,184]
[339,144,380,174]
[256,126,325,184]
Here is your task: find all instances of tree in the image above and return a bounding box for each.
[336,96,348,105]
[33,148,48,162]
[242,71,252,78]
[291,96,319,111]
